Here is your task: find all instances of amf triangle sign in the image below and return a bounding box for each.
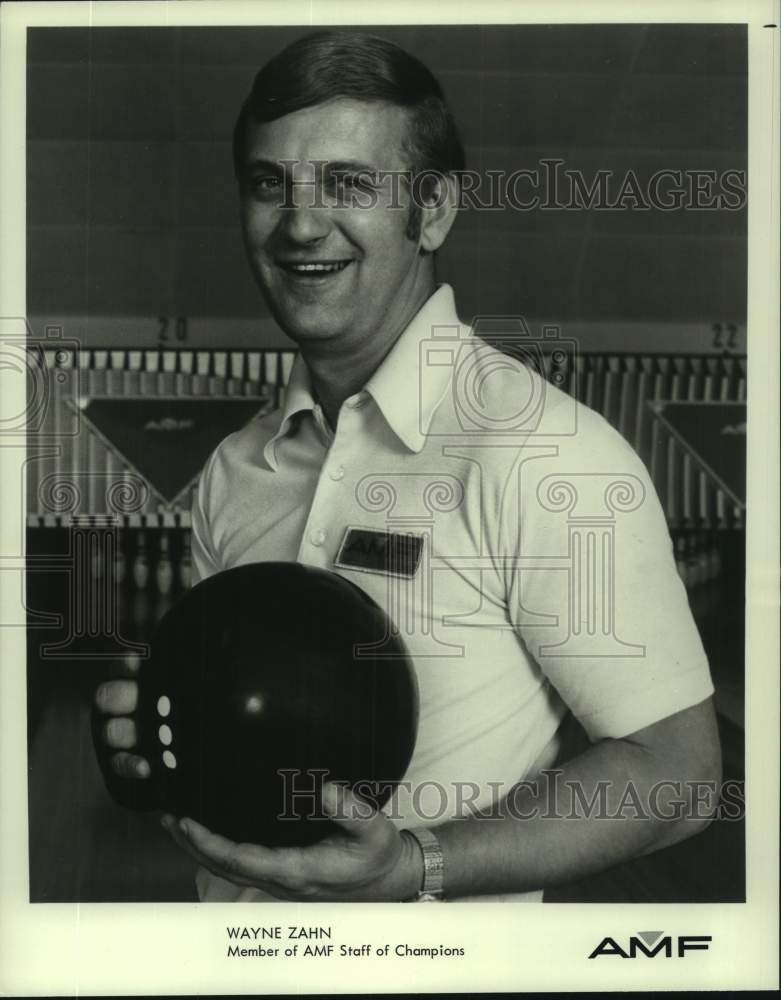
[73,396,271,505]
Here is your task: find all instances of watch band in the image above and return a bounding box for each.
[405,827,445,901]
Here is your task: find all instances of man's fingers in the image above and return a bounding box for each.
[95,679,138,715]
[159,816,235,881]
[162,816,279,889]
[103,716,137,749]
[110,751,150,779]
[176,817,279,882]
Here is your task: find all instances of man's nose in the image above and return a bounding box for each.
[279,185,331,242]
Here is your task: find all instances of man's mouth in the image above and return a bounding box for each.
[278,260,353,276]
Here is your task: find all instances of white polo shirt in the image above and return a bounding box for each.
[190,284,713,903]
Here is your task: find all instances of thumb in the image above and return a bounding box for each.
[321,782,378,835]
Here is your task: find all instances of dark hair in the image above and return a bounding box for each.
[232,30,466,179]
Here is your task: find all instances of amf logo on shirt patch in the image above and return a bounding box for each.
[334,527,424,578]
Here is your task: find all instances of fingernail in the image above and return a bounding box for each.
[179,819,189,837]
[161,815,171,832]
[137,760,150,778]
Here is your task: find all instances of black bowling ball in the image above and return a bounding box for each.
[94,562,418,846]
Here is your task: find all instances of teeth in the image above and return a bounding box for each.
[285,261,349,273]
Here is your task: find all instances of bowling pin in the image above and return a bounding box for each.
[141,350,159,396]
[177,350,193,396]
[125,351,142,396]
[247,352,261,395]
[160,351,176,396]
[93,349,108,394]
[156,531,174,596]
[108,351,124,395]
[703,358,718,403]
[228,352,244,396]
[194,351,210,396]
[719,356,735,402]
[211,352,227,396]
[281,352,296,388]
[179,533,193,590]
[133,530,150,590]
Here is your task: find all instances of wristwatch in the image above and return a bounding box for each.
[404,827,445,901]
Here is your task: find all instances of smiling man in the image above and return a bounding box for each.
[95,30,721,903]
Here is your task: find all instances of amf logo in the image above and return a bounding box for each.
[588,931,712,959]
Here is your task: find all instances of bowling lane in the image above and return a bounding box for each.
[26,530,197,902]
[28,682,198,902]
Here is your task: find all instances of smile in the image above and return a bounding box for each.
[278,260,352,275]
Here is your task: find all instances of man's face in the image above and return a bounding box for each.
[238,98,432,352]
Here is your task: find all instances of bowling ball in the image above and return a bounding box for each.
[94,562,418,846]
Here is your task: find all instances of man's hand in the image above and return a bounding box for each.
[161,782,423,902]
[93,654,151,780]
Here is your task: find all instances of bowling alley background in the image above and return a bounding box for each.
[25,24,746,902]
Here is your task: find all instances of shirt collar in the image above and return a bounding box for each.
[263,283,468,468]
[366,283,468,453]
[262,353,317,470]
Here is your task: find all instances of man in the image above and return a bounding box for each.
[95,30,721,903]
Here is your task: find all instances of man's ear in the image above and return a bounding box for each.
[418,173,460,253]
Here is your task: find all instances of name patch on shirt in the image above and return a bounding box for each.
[334,528,424,578]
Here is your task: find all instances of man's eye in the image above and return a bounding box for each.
[251,176,283,196]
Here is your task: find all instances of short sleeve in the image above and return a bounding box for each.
[190,453,221,586]
[502,407,714,741]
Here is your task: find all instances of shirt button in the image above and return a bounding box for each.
[309,528,327,547]
[329,465,345,481]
